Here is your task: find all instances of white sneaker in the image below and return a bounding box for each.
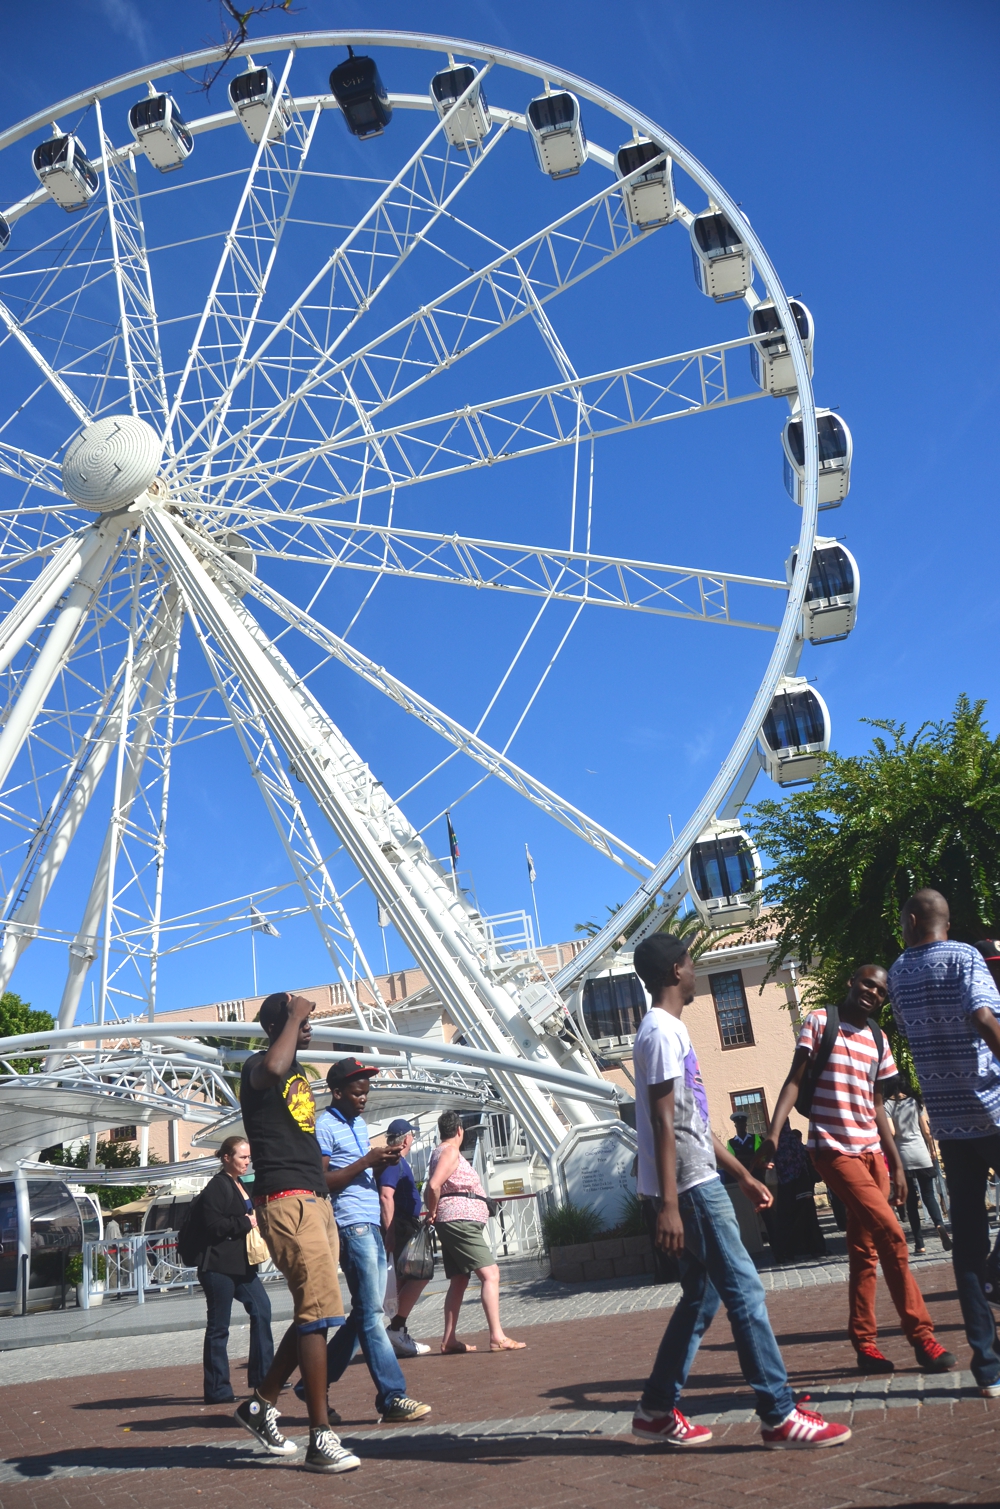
[387,1323,431,1358]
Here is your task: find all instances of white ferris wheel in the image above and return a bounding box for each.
[0,30,858,1161]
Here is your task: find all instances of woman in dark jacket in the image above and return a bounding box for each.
[198,1135,274,1403]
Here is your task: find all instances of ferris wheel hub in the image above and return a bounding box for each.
[62,415,163,511]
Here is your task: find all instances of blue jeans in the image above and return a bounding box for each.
[199,1268,273,1402]
[325,1222,407,1412]
[642,1176,795,1426]
[939,1135,1000,1386]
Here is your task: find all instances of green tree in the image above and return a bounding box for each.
[747,696,1000,1076]
[575,897,736,961]
[0,991,55,1073]
[40,1137,162,1211]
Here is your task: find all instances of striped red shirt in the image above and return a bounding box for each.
[797,1008,897,1155]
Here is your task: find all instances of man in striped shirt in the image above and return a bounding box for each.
[760,965,955,1376]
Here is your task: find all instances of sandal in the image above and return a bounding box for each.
[489,1338,527,1352]
[440,1342,476,1353]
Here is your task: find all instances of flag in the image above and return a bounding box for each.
[525,843,537,884]
[446,811,460,867]
[250,904,280,938]
[377,900,390,929]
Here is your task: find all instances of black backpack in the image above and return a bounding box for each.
[177,1190,208,1267]
[795,1004,887,1117]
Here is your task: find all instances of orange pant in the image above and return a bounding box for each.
[811,1149,934,1350]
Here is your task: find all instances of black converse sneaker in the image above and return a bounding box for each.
[304,1427,361,1474]
[234,1393,299,1455]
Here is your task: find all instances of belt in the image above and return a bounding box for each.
[254,1188,318,1206]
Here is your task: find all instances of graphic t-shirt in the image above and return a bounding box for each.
[239,1054,326,1197]
[797,1010,897,1155]
[888,941,1000,1140]
[632,1007,717,1197]
[378,1155,421,1224]
[315,1108,380,1226]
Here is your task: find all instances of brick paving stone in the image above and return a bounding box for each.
[2,1259,999,1509]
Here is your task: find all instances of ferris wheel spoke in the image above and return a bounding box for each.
[94,98,172,436]
[177,168,651,496]
[188,522,655,876]
[0,441,67,498]
[211,332,766,513]
[186,585,396,1031]
[166,51,320,457]
[0,292,92,426]
[242,519,785,629]
[170,69,510,472]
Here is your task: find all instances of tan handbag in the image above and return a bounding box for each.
[246,1223,269,1266]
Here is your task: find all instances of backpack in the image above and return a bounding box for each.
[176,1189,208,1268]
[795,1004,887,1117]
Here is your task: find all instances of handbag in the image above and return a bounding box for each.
[246,1223,270,1266]
[396,1220,435,1282]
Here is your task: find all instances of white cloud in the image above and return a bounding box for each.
[93,0,153,57]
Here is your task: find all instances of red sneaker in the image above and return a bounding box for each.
[631,1404,713,1448]
[856,1343,894,1375]
[761,1401,851,1450]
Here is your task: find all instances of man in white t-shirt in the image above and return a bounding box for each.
[629,933,850,1452]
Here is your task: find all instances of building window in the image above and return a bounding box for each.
[581,973,646,1041]
[110,1125,137,1142]
[730,1089,768,1137]
[709,969,754,1048]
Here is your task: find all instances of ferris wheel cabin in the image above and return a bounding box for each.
[758,676,831,785]
[430,65,491,147]
[229,66,291,144]
[526,91,587,178]
[787,537,860,644]
[689,209,752,301]
[782,410,852,508]
[0,212,9,252]
[31,131,99,210]
[750,298,814,396]
[128,90,193,172]
[685,820,762,928]
[330,51,392,139]
[615,138,675,228]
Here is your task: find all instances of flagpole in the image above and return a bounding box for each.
[525,843,542,947]
[250,896,258,996]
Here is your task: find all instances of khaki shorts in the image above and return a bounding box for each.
[257,1193,344,1332]
[435,1218,495,1279]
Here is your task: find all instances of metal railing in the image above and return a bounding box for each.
[486,1191,547,1258]
[79,1232,281,1308]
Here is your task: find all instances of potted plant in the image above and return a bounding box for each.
[66,1250,107,1307]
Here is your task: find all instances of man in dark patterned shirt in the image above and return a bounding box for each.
[888,890,1000,1395]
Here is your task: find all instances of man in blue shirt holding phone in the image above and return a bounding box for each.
[314,1058,431,1424]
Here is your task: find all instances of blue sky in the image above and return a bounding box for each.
[0,0,997,1017]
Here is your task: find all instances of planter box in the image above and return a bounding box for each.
[550,1234,657,1284]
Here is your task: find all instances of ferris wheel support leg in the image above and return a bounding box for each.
[51,593,181,1033]
[0,526,105,680]
[0,529,120,792]
[149,506,587,1161]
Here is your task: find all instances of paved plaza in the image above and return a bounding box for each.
[2,1249,998,1508]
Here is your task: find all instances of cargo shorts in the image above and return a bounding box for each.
[257,1192,345,1333]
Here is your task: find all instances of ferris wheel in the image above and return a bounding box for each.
[0,30,858,1160]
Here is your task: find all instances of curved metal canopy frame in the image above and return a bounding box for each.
[0,31,819,1159]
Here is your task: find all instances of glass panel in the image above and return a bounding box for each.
[528,93,576,131]
[348,100,380,127]
[617,139,661,175]
[432,66,475,103]
[710,970,754,1047]
[27,1180,81,1288]
[694,212,740,256]
[808,545,852,600]
[34,138,70,169]
[762,688,825,750]
[785,419,805,467]
[790,300,811,340]
[0,213,9,251]
[691,836,755,900]
[817,414,847,463]
[0,1182,17,1294]
[582,973,646,1039]
[130,97,167,129]
[752,303,782,335]
[230,69,271,105]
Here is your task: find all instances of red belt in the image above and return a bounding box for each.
[254,1188,317,1206]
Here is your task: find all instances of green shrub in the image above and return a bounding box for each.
[65,1251,106,1285]
[540,1200,606,1249]
[614,1191,648,1238]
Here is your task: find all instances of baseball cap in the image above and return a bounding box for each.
[975,940,1000,963]
[327,1056,380,1086]
[387,1118,414,1137]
